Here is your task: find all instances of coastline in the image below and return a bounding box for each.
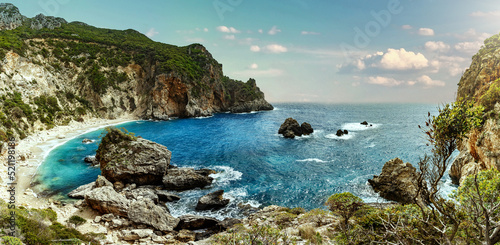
[0,116,136,236]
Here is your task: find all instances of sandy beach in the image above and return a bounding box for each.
[0,116,136,235]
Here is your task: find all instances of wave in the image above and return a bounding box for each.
[325,133,354,140]
[296,158,328,163]
[342,122,381,131]
[82,139,95,144]
[194,115,214,119]
[210,166,243,186]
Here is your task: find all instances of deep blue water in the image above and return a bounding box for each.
[34,103,443,218]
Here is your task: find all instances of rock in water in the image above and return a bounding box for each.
[82,138,93,144]
[162,168,214,190]
[368,158,429,205]
[301,122,314,135]
[127,199,179,232]
[196,190,230,211]
[96,127,171,185]
[361,121,369,125]
[343,130,348,135]
[83,155,98,166]
[279,118,314,138]
[336,129,344,137]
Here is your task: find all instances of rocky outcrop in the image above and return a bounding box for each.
[368,158,428,205]
[336,129,348,137]
[162,168,214,190]
[96,127,171,185]
[127,199,179,232]
[278,118,314,138]
[155,190,181,202]
[450,33,500,184]
[0,3,25,30]
[0,5,273,141]
[85,186,130,217]
[196,190,230,211]
[29,13,67,30]
[125,188,159,203]
[83,155,98,166]
[67,182,95,199]
[175,215,219,230]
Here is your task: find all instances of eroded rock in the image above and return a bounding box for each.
[85,186,130,217]
[162,168,213,190]
[196,190,230,211]
[127,199,179,232]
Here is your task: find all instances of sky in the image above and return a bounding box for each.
[9,0,500,103]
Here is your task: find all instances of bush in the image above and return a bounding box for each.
[1,236,23,245]
[325,192,364,229]
[480,78,500,113]
[67,215,86,226]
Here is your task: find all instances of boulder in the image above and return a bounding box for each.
[278,118,314,138]
[85,186,130,217]
[83,155,99,166]
[175,215,219,230]
[96,127,171,185]
[343,130,348,135]
[196,190,230,211]
[82,138,93,144]
[301,122,314,135]
[368,158,429,205]
[95,175,113,188]
[125,188,159,203]
[336,129,344,137]
[127,199,179,232]
[68,182,95,199]
[162,168,213,190]
[156,190,181,202]
[278,118,302,138]
[361,121,369,125]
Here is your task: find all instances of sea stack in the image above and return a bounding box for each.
[278,118,314,138]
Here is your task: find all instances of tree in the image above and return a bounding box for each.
[453,170,500,245]
[325,192,364,229]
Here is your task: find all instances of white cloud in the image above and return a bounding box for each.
[268,26,281,35]
[367,75,444,88]
[266,44,288,53]
[379,48,429,70]
[368,76,403,87]
[216,26,241,33]
[250,45,261,52]
[470,10,500,17]
[425,41,450,52]
[418,28,435,36]
[413,75,445,88]
[454,41,483,54]
[454,28,490,41]
[224,35,236,40]
[339,48,428,72]
[401,25,413,30]
[301,31,320,35]
[258,29,263,34]
[146,28,159,38]
[203,28,209,32]
[249,63,258,69]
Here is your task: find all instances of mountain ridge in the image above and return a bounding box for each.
[0,3,273,141]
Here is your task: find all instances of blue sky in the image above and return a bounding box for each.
[11,0,500,103]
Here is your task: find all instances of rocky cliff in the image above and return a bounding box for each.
[450,33,500,184]
[0,3,273,141]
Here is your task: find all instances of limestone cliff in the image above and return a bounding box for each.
[450,33,500,184]
[0,4,273,141]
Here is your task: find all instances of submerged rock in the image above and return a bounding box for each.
[368,158,429,205]
[96,127,171,185]
[162,168,214,191]
[196,190,230,211]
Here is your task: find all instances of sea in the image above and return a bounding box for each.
[32,103,456,219]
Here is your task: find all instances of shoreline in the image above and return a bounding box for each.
[0,116,136,235]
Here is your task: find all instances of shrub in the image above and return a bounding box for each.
[325,192,364,229]
[1,236,23,245]
[67,215,86,227]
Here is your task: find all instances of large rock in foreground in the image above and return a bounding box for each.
[96,127,171,185]
[196,190,230,211]
[128,199,179,232]
[278,118,314,138]
[162,168,214,190]
[85,186,130,217]
[368,158,428,205]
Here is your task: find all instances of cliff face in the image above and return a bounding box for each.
[0,4,273,140]
[450,34,500,185]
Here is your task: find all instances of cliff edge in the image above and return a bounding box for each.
[450,33,500,184]
[0,3,273,141]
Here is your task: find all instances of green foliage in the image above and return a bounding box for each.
[325,192,364,228]
[481,78,500,113]
[211,223,296,245]
[67,215,86,227]
[1,236,23,245]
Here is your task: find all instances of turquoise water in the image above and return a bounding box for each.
[34,103,442,218]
